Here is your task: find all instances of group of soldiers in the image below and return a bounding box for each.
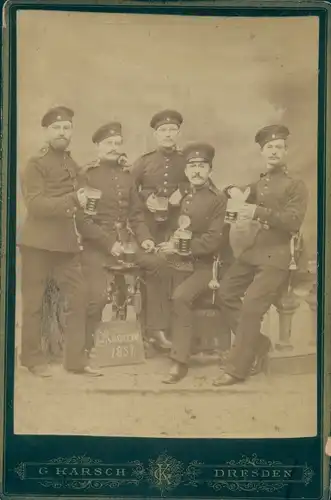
[18,105,309,385]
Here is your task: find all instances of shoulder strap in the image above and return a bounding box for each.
[141,149,156,158]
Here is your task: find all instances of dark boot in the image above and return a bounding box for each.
[162,361,188,384]
[213,372,243,387]
[28,365,52,378]
[151,330,172,350]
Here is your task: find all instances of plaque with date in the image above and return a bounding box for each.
[94,322,145,367]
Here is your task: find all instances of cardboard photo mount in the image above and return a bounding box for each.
[1,1,330,499]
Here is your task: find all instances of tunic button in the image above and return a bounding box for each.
[165,173,168,177]
[164,181,168,185]
[165,166,169,169]
[115,177,118,181]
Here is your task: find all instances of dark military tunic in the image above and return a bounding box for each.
[131,147,189,243]
[169,181,228,364]
[219,166,309,380]
[240,169,308,269]
[19,146,82,252]
[175,181,227,264]
[19,145,87,371]
[77,159,167,350]
[77,159,152,253]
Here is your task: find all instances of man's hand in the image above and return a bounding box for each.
[169,188,182,206]
[141,239,155,252]
[146,194,159,213]
[110,241,124,257]
[157,241,177,254]
[237,203,257,221]
[76,188,88,208]
[228,186,251,202]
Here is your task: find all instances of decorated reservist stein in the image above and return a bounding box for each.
[175,215,192,255]
[84,186,102,216]
[176,228,192,255]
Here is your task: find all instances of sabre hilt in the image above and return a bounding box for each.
[288,232,304,293]
[209,256,221,304]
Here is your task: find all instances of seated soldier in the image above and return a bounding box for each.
[158,142,228,383]
[213,124,309,386]
[76,122,169,358]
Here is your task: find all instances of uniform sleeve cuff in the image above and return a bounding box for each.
[254,206,272,223]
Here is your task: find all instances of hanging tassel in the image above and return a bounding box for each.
[208,256,221,304]
[289,235,297,271]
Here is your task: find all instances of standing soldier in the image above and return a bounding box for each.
[131,110,189,347]
[19,106,100,378]
[77,122,167,354]
[213,125,309,386]
[158,142,228,383]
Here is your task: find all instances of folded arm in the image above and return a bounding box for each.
[21,159,79,218]
[253,179,308,233]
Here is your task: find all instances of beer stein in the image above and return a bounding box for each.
[176,215,192,255]
[154,196,169,222]
[122,241,136,265]
[224,198,240,224]
[84,186,102,216]
[224,186,250,224]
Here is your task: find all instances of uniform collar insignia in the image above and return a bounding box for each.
[38,145,49,156]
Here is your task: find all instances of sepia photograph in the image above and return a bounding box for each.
[14,10,318,439]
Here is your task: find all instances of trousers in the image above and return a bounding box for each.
[170,260,288,376]
[81,246,171,349]
[218,260,289,379]
[170,267,215,364]
[20,246,87,371]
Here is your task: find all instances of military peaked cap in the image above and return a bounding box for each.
[92,122,122,144]
[183,142,215,164]
[255,124,290,148]
[41,106,74,127]
[150,109,183,130]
